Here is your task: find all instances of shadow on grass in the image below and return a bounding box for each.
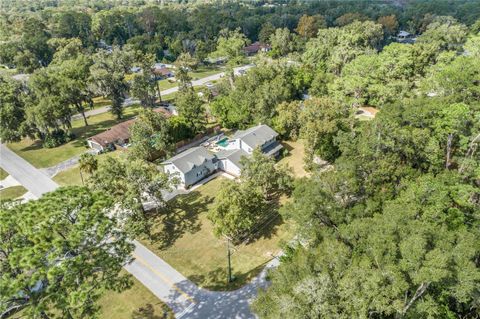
[243,212,284,244]
[148,191,214,250]
[235,198,283,245]
[188,260,270,291]
[131,303,172,319]
[281,141,294,152]
[17,139,44,152]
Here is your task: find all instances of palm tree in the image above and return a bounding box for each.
[78,153,98,185]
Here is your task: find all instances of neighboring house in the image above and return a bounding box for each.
[154,63,174,69]
[163,146,218,187]
[153,67,174,79]
[130,66,141,73]
[87,119,134,151]
[162,124,283,187]
[226,124,283,157]
[243,42,272,56]
[87,108,171,152]
[356,106,379,119]
[205,56,227,65]
[395,30,416,43]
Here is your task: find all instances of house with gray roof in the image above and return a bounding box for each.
[162,147,218,187]
[162,124,283,187]
[216,149,249,177]
[226,124,283,157]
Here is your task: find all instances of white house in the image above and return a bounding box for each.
[162,147,218,187]
[396,30,416,43]
[162,124,283,187]
[216,149,249,177]
[225,124,283,157]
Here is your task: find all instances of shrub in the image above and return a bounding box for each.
[42,130,74,148]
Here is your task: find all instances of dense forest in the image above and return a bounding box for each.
[1,0,479,318]
[1,0,479,70]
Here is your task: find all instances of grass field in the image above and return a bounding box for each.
[141,177,292,291]
[190,66,223,80]
[0,185,27,200]
[0,167,8,180]
[7,106,142,168]
[158,79,179,91]
[98,274,173,319]
[92,96,112,109]
[10,274,173,319]
[278,140,307,178]
[52,151,123,186]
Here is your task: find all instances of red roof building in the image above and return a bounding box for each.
[87,108,171,151]
[243,42,272,56]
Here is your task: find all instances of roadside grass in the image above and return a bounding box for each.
[157,79,179,91]
[0,185,27,200]
[52,165,83,186]
[190,66,222,80]
[52,151,123,186]
[10,273,173,319]
[141,177,293,291]
[278,140,308,178]
[0,167,8,180]
[7,106,142,168]
[92,96,111,109]
[98,273,174,319]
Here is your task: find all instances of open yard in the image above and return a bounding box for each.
[141,177,292,291]
[98,274,173,319]
[7,106,142,168]
[52,151,123,186]
[190,66,223,80]
[279,140,307,178]
[0,185,27,200]
[157,78,179,91]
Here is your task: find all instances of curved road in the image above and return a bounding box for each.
[73,64,254,120]
[0,143,274,318]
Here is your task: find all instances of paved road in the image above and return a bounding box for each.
[1,143,274,318]
[0,144,58,197]
[73,64,254,120]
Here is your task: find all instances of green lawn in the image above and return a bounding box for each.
[190,66,222,80]
[98,274,173,319]
[158,79,179,91]
[7,106,142,168]
[0,167,8,180]
[0,185,27,201]
[52,151,123,186]
[52,165,83,186]
[141,177,292,291]
[91,96,112,109]
[10,273,173,319]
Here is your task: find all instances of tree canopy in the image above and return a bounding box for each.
[0,187,134,318]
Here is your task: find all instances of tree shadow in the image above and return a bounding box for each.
[187,260,271,291]
[235,197,284,245]
[17,139,44,151]
[131,303,171,319]
[281,141,294,152]
[148,191,214,250]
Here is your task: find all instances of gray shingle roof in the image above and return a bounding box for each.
[162,146,215,174]
[232,124,278,149]
[217,149,249,168]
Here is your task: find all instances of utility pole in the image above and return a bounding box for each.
[226,236,233,283]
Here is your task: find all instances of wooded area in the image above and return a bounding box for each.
[1,1,479,318]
